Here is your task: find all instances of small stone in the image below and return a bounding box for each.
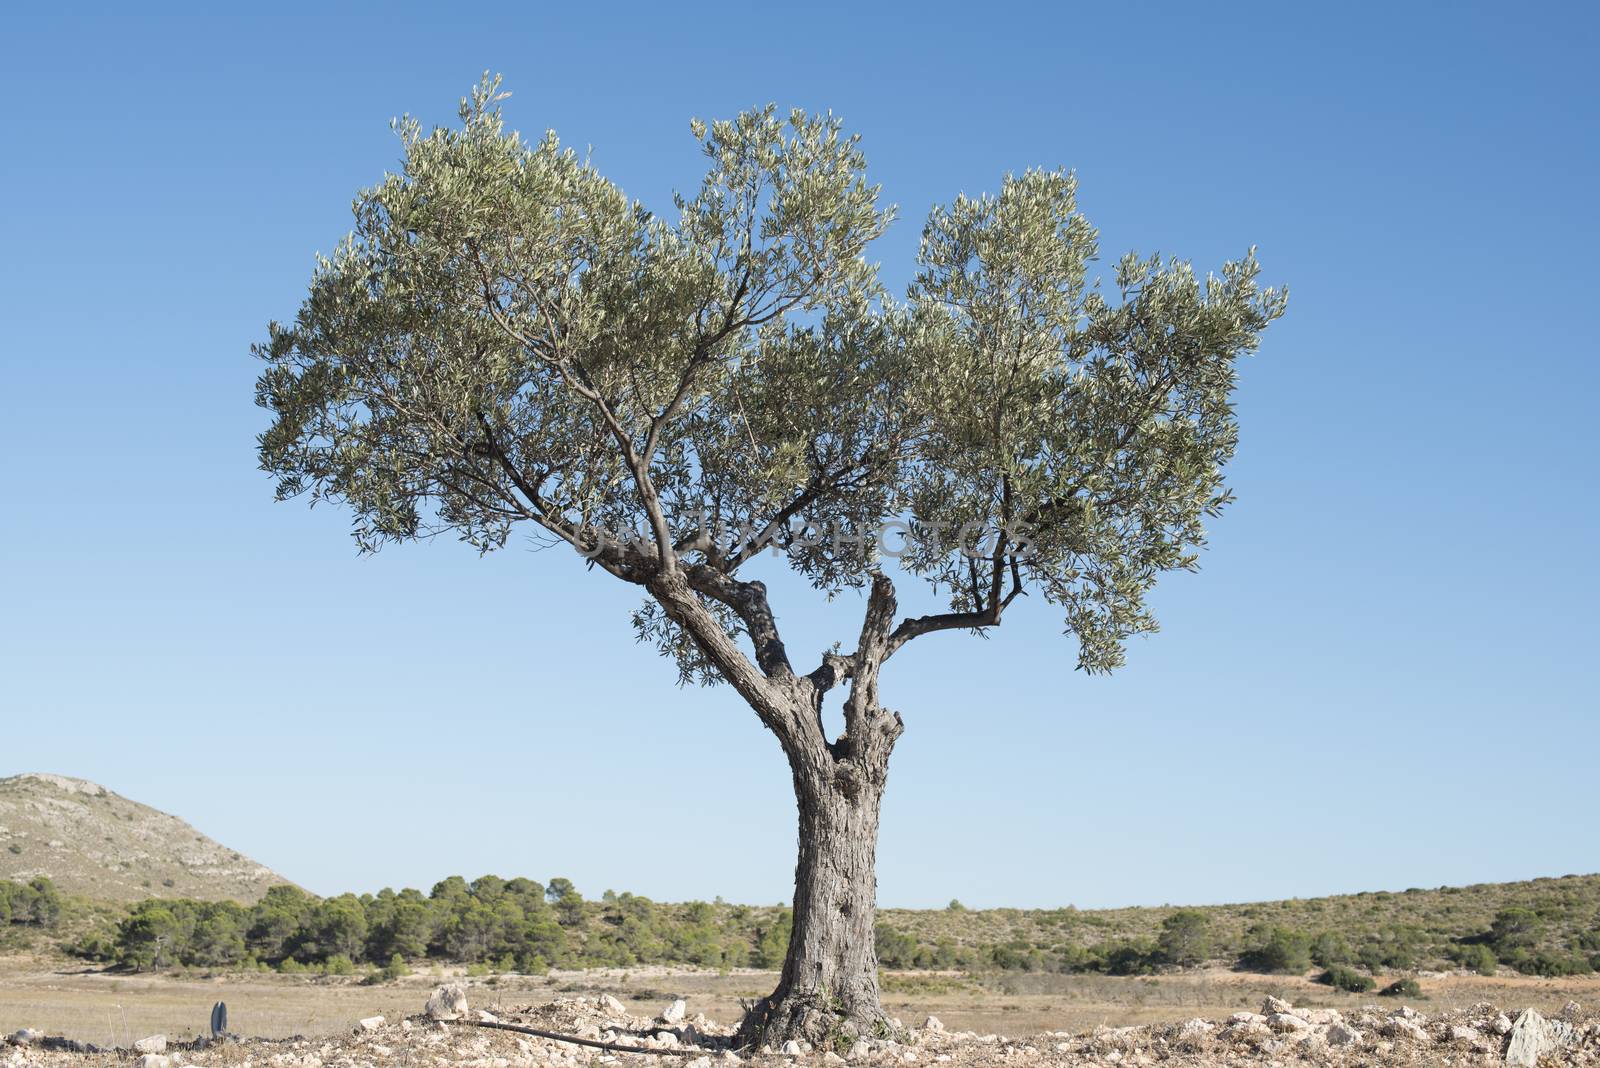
[424,983,469,1021]
[824,1054,846,1066]
[1178,1018,1213,1037]
[1266,1013,1310,1033]
[922,1016,944,1033]
[599,994,627,1016]
[846,1040,872,1062]
[1326,1022,1362,1047]
[688,1059,712,1068]
[7,1031,42,1048]
[1490,1013,1513,1035]
[135,1035,168,1054]
[137,1056,170,1068]
[1261,996,1294,1016]
[476,1011,499,1023]
[781,1040,804,1056]
[1447,1024,1480,1042]
[654,1032,678,1047]
[356,1017,385,1032]
[662,999,687,1024]
[1381,1017,1428,1043]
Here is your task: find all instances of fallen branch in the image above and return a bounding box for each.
[436,1016,712,1058]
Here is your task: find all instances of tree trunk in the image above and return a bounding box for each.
[738,752,892,1050]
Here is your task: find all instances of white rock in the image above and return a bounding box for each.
[1381,1017,1428,1043]
[1266,1013,1311,1033]
[654,1032,678,1047]
[1228,1012,1267,1025]
[356,1016,385,1032]
[1179,1018,1213,1036]
[7,1031,42,1047]
[846,1040,872,1062]
[137,1057,170,1068]
[1326,1022,1362,1047]
[662,999,687,1025]
[1261,996,1294,1016]
[1507,1009,1551,1068]
[135,1035,168,1054]
[476,1011,499,1023]
[1491,1013,1513,1035]
[688,1059,712,1068]
[599,994,627,1016]
[424,983,469,1021]
[1448,1024,1480,1042]
[922,1016,944,1033]
[781,1040,804,1056]
[1300,1008,1342,1025]
[823,1054,846,1066]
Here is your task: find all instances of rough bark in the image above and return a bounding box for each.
[737,748,893,1049]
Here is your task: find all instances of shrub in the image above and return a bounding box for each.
[1240,926,1312,974]
[1317,965,1375,992]
[1450,943,1497,975]
[1379,977,1423,998]
[1490,908,1542,951]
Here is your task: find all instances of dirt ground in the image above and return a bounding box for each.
[2,984,1597,1068]
[1,959,1597,1044]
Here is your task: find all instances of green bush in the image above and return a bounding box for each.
[1379,977,1423,998]
[1240,926,1312,974]
[1449,943,1497,975]
[1317,965,1375,992]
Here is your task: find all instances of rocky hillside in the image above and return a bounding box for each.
[0,774,288,904]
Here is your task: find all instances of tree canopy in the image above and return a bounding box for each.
[257,75,1285,685]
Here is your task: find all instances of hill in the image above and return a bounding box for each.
[0,773,288,904]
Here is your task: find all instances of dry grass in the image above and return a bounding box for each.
[2,960,1597,1043]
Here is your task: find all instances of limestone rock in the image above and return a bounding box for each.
[134,1035,168,1054]
[475,1011,498,1023]
[1261,996,1294,1016]
[1326,1022,1362,1047]
[922,1016,944,1033]
[662,999,687,1025]
[356,1017,385,1032]
[781,1039,804,1056]
[1266,1013,1310,1033]
[1448,1024,1481,1043]
[599,994,627,1016]
[424,983,469,1021]
[137,1056,169,1068]
[6,1031,42,1048]
[1382,1016,1429,1042]
[1503,1008,1575,1068]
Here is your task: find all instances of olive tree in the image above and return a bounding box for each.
[255,77,1285,1046]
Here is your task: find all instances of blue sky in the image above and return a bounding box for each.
[2,3,1595,910]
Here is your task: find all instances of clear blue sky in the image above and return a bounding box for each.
[2,3,1596,911]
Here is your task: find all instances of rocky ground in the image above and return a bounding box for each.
[5,988,1596,1068]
